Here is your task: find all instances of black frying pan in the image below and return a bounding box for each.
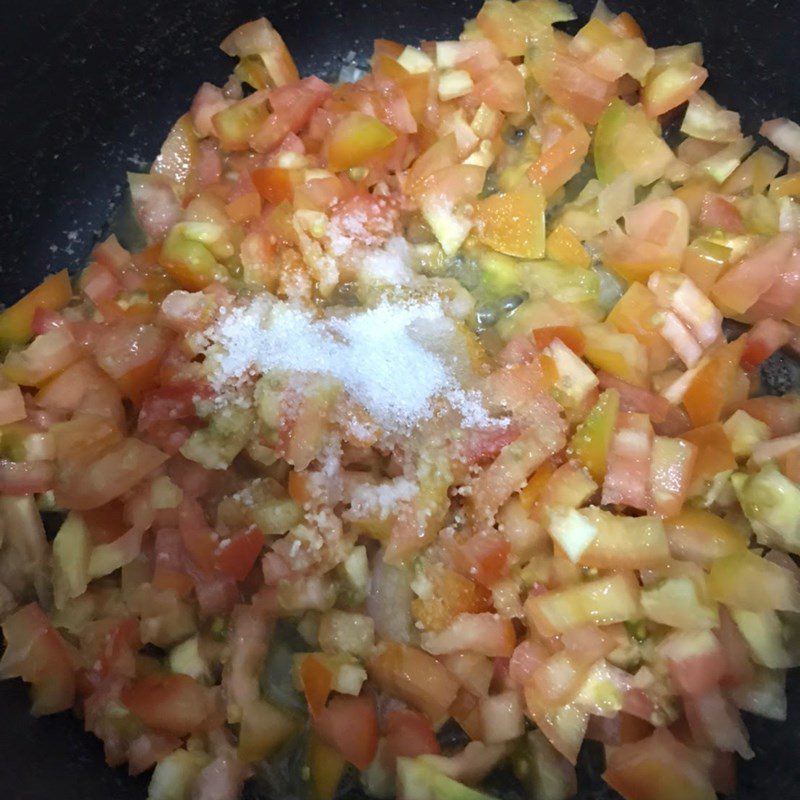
[0,1,799,798]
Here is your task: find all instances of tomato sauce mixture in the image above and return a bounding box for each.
[2,3,800,800]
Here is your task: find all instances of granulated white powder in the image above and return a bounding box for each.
[205,295,497,435]
[349,477,418,519]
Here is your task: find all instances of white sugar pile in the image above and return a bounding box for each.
[205,295,497,435]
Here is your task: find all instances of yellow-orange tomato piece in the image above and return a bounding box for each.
[411,568,492,633]
[475,183,546,259]
[546,224,591,269]
[664,507,746,564]
[568,388,620,482]
[0,271,72,347]
[327,112,397,172]
[682,339,745,427]
[308,732,346,800]
[607,282,672,371]
[682,422,736,491]
[527,126,591,197]
[251,166,295,204]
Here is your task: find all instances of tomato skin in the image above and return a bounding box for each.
[381,709,440,773]
[312,693,379,770]
[121,673,218,736]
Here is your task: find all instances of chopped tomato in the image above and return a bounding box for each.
[711,233,796,315]
[312,693,379,770]
[475,184,546,259]
[533,326,586,356]
[740,318,792,371]
[0,271,72,347]
[528,125,592,196]
[251,166,295,204]
[450,533,511,587]
[681,422,736,492]
[213,528,265,581]
[300,654,334,718]
[0,604,76,715]
[420,612,516,658]
[55,437,168,511]
[122,673,218,736]
[178,498,219,573]
[381,709,440,773]
[368,643,459,723]
[411,568,492,632]
[682,338,746,427]
[604,728,716,800]
[601,411,653,511]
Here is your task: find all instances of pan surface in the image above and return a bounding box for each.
[0,1,798,798]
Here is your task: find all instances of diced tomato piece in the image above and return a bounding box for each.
[178,498,218,573]
[412,568,492,633]
[684,689,753,759]
[121,673,217,736]
[381,709,440,772]
[601,412,653,511]
[36,359,126,430]
[528,125,592,197]
[698,194,745,234]
[0,604,76,715]
[0,271,72,347]
[92,322,171,404]
[529,47,616,125]
[55,437,168,511]
[604,728,716,800]
[659,630,726,696]
[138,380,209,433]
[252,76,332,152]
[508,639,548,687]
[312,693,379,770]
[533,326,586,356]
[681,422,736,492]
[420,612,516,659]
[739,395,800,437]
[682,338,746,427]
[460,426,521,466]
[597,372,670,423]
[213,528,265,582]
[740,318,792,371]
[300,654,334,718]
[712,233,796,315]
[251,166,295,204]
[473,60,526,113]
[451,533,510,587]
[368,643,458,723]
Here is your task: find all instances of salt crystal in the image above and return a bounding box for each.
[359,237,415,286]
[349,477,418,520]
[205,293,498,435]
